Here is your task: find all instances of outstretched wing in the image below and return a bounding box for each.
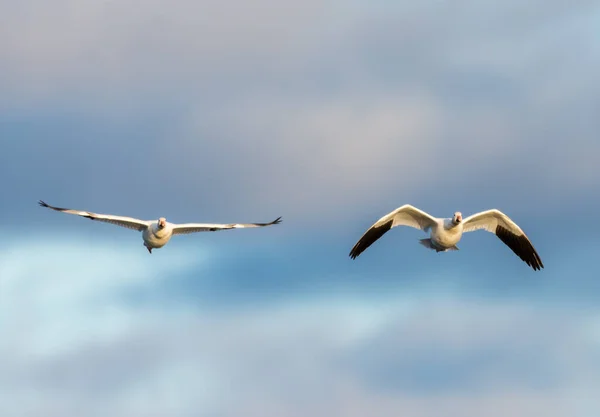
[38,200,150,232]
[349,204,438,259]
[171,217,282,235]
[462,209,543,271]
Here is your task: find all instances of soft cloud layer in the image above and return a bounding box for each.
[2,0,597,95]
[1,239,599,417]
[1,0,599,226]
[0,0,334,100]
[0,236,208,354]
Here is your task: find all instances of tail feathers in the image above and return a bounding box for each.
[419,239,459,252]
[419,239,436,250]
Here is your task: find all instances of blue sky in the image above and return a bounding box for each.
[1,0,600,416]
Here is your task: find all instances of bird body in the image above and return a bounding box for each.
[39,200,282,253]
[427,218,464,250]
[141,219,174,251]
[349,204,543,270]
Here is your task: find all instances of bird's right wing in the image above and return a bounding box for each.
[462,209,543,270]
[38,200,150,231]
[172,217,282,235]
[349,204,438,259]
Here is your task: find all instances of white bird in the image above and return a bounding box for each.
[39,200,282,254]
[349,204,543,270]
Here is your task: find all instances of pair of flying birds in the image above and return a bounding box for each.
[38,200,544,271]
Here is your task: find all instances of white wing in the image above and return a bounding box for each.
[39,200,150,232]
[172,217,282,235]
[349,204,438,259]
[462,209,543,271]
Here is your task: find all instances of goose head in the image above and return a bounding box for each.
[452,212,462,225]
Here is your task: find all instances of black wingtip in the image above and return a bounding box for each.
[272,216,282,225]
[349,219,394,260]
[349,246,359,259]
[38,200,49,208]
[496,225,544,271]
[348,246,361,260]
[349,244,359,260]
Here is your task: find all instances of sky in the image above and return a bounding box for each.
[1,0,600,416]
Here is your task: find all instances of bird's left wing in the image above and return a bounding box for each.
[462,209,543,270]
[349,204,438,259]
[171,217,282,235]
[38,200,150,232]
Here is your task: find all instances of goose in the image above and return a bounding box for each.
[39,200,282,253]
[349,204,543,270]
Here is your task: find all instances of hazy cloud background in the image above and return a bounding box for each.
[1,0,599,416]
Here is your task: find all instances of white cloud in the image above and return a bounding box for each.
[165,91,448,222]
[1,237,600,417]
[1,0,597,105]
[0,235,209,358]
[0,0,334,102]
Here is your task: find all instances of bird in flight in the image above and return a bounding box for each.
[349,204,543,270]
[39,200,282,254]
